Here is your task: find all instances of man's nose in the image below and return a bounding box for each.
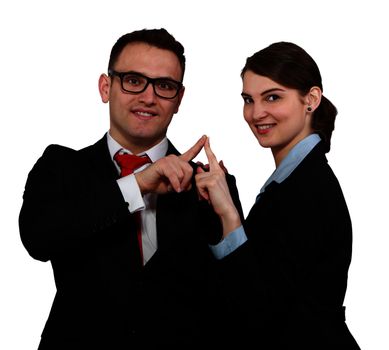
[139,83,157,103]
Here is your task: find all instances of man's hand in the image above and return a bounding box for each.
[135,135,207,194]
[196,159,228,174]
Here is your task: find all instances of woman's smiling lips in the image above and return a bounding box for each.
[256,123,276,135]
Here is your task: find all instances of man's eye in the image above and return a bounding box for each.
[124,76,142,86]
[157,81,176,91]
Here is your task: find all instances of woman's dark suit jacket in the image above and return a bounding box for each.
[216,142,360,349]
[19,134,243,349]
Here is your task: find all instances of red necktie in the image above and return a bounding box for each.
[114,152,152,177]
[114,151,151,264]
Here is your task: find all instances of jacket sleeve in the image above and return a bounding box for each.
[19,144,129,262]
[226,172,244,222]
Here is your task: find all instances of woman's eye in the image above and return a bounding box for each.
[266,94,279,102]
[242,96,253,104]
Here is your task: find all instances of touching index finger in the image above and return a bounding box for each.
[180,135,207,162]
[204,137,221,172]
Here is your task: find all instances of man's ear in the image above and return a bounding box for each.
[173,86,185,114]
[98,73,111,103]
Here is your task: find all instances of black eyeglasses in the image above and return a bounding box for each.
[108,70,183,99]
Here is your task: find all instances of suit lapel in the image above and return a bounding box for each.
[81,134,143,271]
[84,134,120,181]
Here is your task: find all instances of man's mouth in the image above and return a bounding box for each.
[133,110,157,119]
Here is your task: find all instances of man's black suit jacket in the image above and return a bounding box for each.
[19,134,243,349]
[215,142,361,349]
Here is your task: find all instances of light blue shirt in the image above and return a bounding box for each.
[210,134,321,259]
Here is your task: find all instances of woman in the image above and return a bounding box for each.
[196,42,360,349]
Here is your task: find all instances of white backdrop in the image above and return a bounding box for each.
[1,0,388,349]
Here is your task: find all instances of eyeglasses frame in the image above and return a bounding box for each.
[108,69,183,99]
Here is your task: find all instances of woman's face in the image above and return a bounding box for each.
[242,71,313,166]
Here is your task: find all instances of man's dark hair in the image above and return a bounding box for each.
[108,28,186,81]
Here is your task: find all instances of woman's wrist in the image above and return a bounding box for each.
[220,207,242,238]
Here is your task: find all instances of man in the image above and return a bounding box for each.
[19,28,243,349]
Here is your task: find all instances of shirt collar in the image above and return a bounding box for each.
[106,131,168,163]
[260,133,321,193]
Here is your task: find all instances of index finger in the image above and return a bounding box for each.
[180,135,207,162]
[204,137,221,172]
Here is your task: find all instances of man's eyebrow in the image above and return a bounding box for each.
[119,70,179,81]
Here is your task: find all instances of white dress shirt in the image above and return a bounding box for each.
[107,132,168,264]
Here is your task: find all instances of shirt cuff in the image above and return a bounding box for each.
[209,225,247,260]
[117,174,145,213]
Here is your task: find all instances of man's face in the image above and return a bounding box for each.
[99,42,184,153]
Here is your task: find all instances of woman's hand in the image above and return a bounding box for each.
[195,137,241,237]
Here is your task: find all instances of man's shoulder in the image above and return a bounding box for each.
[40,144,86,166]
[35,138,102,170]
[42,135,106,159]
[43,143,77,155]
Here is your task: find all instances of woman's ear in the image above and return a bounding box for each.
[306,86,322,112]
[98,73,111,103]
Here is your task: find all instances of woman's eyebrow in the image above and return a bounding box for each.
[260,87,285,96]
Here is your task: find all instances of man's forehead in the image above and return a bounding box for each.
[115,43,183,79]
